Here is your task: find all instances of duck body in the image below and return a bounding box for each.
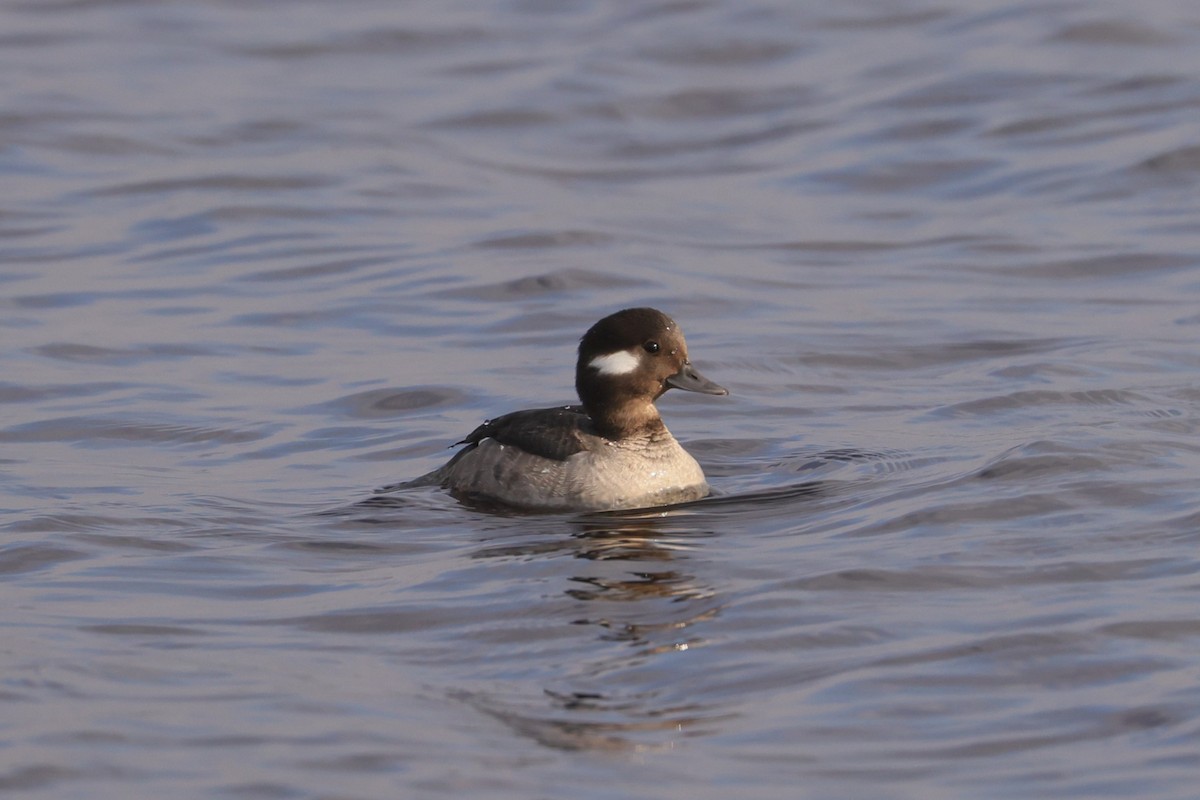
[434,404,710,511]
[410,308,727,512]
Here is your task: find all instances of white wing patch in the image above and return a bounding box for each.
[589,349,640,375]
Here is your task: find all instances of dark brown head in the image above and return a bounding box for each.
[574,308,726,439]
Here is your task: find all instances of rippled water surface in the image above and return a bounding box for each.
[4,0,1200,797]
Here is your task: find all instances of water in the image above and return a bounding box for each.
[3,0,1200,796]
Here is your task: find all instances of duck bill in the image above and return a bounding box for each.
[665,363,728,396]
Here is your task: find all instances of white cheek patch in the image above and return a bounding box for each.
[589,349,640,376]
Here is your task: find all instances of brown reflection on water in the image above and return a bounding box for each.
[465,512,730,752]
[456,685,731,754]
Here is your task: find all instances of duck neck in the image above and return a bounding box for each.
[579,385,666,440]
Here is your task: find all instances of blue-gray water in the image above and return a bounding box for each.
[4,1,1200,797]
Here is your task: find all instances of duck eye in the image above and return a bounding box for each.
[643,341,660,354]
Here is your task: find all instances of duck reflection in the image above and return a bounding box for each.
[474,510,720,619]
[333,479,826,753]
[463,508,734,751]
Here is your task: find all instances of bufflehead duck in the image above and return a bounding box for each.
[420,307,727,512]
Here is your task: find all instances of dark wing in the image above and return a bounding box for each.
[455,404,592,462]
